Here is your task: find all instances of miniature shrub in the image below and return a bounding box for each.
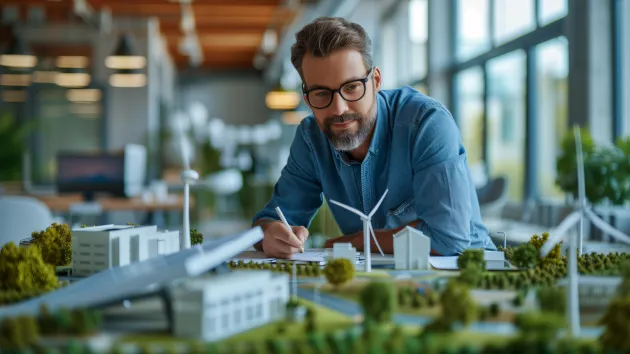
[457,249,486,271]
[359,281,397,323]
[323,258,355,289]
[191,228,203,246]
[599,296,630,352]
[488,303,500,317]
[511,243,538,269]
[31,223,72,267]
[0,242,59,294]
[514,312,564,342]
[439,281,477,328]
[537,287,566,314]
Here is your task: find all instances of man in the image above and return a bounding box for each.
[252,17,497,258]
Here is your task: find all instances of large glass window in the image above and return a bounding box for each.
[457,0,491,60]
[539,0,568,25]
[536,37,568,199]
[409,0,428,79]
[493,0,535,45]
[381,21,398,89]
[456,67,484,167]
[487,50,527,201]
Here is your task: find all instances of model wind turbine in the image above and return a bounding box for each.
[329,189,388,272]
[540,125,630,337]
[176,119,199,250]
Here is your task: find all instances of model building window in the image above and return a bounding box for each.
[222,312,229,329]
[256,302,263,317]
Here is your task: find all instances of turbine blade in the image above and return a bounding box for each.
[368,189,389,218]
[329,200,368,219]
[585,209,630,245]
[540,211,581,257]
[369,222,385,256]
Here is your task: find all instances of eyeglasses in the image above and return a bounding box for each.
[302,69,372,109]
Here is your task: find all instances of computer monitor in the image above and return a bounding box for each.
[56,153,126,201]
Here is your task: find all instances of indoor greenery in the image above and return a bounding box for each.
[556,128,630,205]
[0,112,33,182]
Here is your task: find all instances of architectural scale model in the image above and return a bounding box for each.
[329,189,388,272]
[71,224,180,276]
[393,226,430,270]
[541,126,630,337]
[557,276,622,308]
[170,270,289,342]
[330,243,357,266]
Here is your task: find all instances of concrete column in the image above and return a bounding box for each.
[426,0,453,108]
[566,0,613,144]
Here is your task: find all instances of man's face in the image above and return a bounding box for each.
[301,49,381,151]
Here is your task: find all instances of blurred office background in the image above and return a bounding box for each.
[0,0,628,248]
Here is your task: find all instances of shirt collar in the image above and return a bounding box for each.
[331,93,388,165]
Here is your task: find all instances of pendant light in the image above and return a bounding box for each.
[0,32,37,69]
[106,33,147,87]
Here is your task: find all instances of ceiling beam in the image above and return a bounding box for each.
[87,4,277,17]
[164,33,261,48]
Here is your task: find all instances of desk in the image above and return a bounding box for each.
[32,194,191,213]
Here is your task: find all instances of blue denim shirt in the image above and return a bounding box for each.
[253,86,497,256]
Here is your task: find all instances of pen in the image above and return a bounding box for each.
[275,206,304,253]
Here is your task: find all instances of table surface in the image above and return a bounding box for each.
[32,193,190,212]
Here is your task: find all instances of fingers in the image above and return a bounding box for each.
[292,226,309,244]
[275,229,303,249]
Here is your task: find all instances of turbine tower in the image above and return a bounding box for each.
[329,189,388,272]
[540,125,630,337]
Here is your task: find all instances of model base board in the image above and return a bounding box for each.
[1,227,629,354]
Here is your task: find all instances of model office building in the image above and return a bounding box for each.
[170,270,290,342]
[71,225,180,276]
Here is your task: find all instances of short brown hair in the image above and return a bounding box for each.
[290,17,373,83]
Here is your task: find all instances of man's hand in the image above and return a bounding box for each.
[259,221,309,259]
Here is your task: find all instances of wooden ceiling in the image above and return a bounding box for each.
[0,0,314,70]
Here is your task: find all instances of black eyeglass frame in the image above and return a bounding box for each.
[301,68,373,109]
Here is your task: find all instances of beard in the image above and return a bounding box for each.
[322,111,376,152]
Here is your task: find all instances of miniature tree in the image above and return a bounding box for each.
[616,259,630,296]
[511,243,538,269]
[457,249,486,271]
[305,306,316,333]
[359,281,397,324]
[31,223,72,267]
[537,286,566,314]
[514,311,564,342]
[439,280,477,330]
[0,317,23,349]
[38,304,57,335]
[599,296,630,351]
[190,228,203,246]
[0,242,59,294]
[53,307,72,334]
[528,232,563,267]
[17,315,39,347]
[323,258,355,289]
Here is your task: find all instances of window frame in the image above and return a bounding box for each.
[450,0,567,202]
[611,0,623,140]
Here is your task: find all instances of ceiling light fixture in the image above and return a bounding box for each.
[56,67,90,88]
[265,90,301,110]
[105,33,146,70]
[67,88,102,102]
[56,56,89,68]
[0,33,37,69]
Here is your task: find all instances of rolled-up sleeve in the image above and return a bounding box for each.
[252,124,323,227]
[411,105,472,256]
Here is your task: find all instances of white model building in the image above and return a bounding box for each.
[393,226,430,270]
[331,243,357,266]
[170,270,289,342]
[71,224,180,276]
[556,276,622,309]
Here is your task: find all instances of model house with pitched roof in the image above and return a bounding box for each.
[393,226,430,270]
